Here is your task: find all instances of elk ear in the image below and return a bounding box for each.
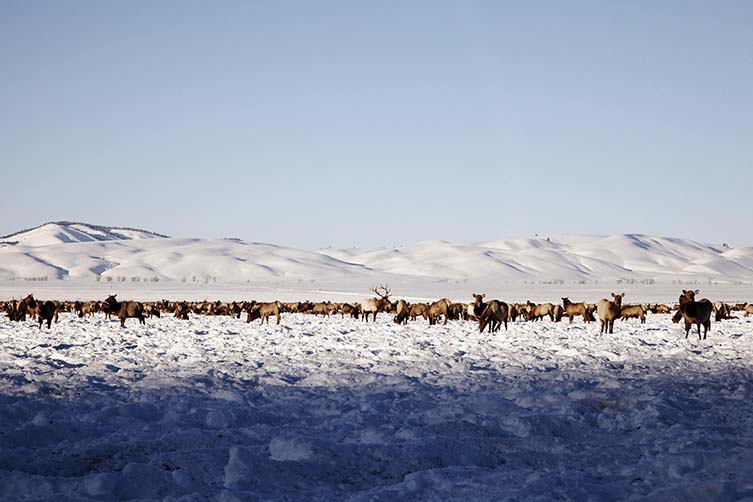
[482,294,486,298]
[621,292,625,297]
[611,293,616,298]
[694,289,700,295]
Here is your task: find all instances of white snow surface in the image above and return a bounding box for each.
[2,312,753,500]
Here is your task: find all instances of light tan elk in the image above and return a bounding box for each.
[678,289,712,340]
[478,300,509,333]
[746,305,753,317]
[466,294,486,322]
[620,304,646,323]
[428,298,452,325]
[312,302,332,317]
[408,303,429,321]
[394,299,410,324]
[247,301,282,325]
[561,297,594,323]
[525,302,555,321]
[597,292,624,334]
[360,285,392,322]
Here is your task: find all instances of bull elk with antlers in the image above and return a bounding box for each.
[361,285,392,322]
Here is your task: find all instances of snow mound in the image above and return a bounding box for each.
[0,222,167,247]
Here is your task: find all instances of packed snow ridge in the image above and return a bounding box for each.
[1,223,752,285]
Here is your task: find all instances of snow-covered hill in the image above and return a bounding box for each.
[0,224,752,285]
[0,222,168,247]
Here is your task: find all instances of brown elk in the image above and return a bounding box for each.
[525,302,555,321]
[620,304,646,323]
[408,303,429,321]
[360,286,392,322]
[597,293,624,334]
[478,300,509,333]
[174,302,191,320]
[561,298,594,323]
[394,299,410,324]
[713,302,736,322]
[428,298,452,325]
[312,302,332,317]
[340,303,360,319]
[466,294,486,322]
[746,305,753,317]
[647,303,671,314]
[247,301,282,325]
[103,295,145,328]
[678,290,712,340]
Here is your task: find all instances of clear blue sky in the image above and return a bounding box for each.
[2,1,751,248]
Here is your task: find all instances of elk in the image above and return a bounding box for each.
[678,290,712,340]
[466,294,486,322]
[478,300,509,333]
[552,304,564,322]
[360,286,392,322]
[597,293,624,334]
[340,303,360,319]
[561,297,594,323]
[312,302,332,317]
[713,302,736,322]
[408,303,429,321]
[620,304,646,323]
[394,299,410,324]
[103,295,145,328]
[247,301,282,325]
[428,298,452,325]
[746,305,753,317]
[525,302,555,322]
[647,303,671,314]
[36,300,61,329]
[174,302,191,320]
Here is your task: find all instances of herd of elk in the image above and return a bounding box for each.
[2,288,745,341]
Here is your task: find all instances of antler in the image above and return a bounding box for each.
[370,285,391,299]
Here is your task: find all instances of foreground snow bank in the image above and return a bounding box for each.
[1,313,753,500]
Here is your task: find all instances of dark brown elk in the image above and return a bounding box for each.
[678,290,712,340]
[448,303,465,321]
[561,298,594,323]
[408,303,429,321]
[340,303,360,319]
[466,294,486,322]
[360,286,392,322]
[552,304,564,322]
[174,302,191,320]
[620,304,646,323]
[103,295,145,328]
[37,300,61,329]
[525,302,555,322]
[247,301,282,325]
[478,300,509,333]
[597,293,624,334]
[713,302,736,322]
[394,299,410,324]
[428,298,452,325]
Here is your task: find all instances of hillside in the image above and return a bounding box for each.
[0,224,751,285]
[0,222,168,247]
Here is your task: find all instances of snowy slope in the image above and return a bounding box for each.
[0,222,167,247]
[1,224,753,285]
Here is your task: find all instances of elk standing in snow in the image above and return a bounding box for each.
[360,286,392,322]
[597,293,624,334]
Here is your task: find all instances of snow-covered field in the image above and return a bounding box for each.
[2,311,753,501]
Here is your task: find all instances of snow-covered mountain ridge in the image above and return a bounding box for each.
[0,223,751,284]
